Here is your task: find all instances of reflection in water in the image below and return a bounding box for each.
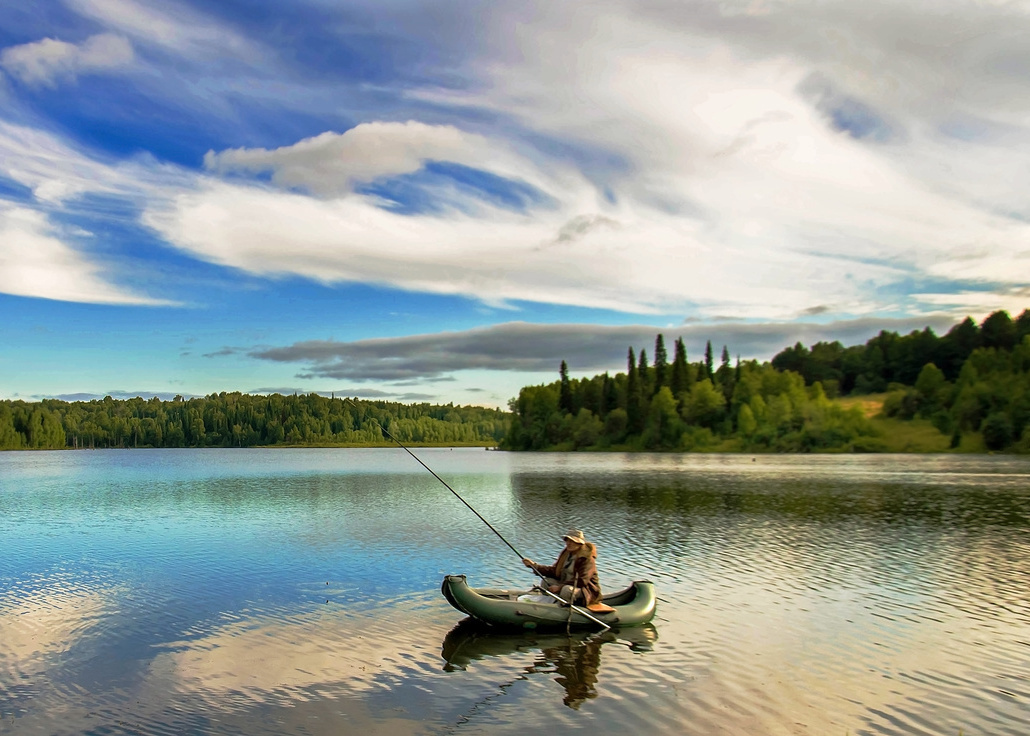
[0,578,115,709]
[441,618,657,709]
[153,606,392,706]
[2,450,1029,735]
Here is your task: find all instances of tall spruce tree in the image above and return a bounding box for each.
[627,347,644,434]
[653,334,668,393]
[559,360,573,414]
[637,348,652,398]
[600,372,614,416]
[671,337,688,395]
[704,340,714,381]
[715,345,734,400]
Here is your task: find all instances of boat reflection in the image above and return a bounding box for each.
[441,618,658,709]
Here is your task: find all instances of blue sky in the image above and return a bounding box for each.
[2,0,1028,409]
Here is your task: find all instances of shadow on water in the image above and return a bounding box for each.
[440,618,658,710]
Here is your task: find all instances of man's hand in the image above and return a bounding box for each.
[522,558,534,568]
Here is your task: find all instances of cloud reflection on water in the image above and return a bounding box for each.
[0,579,115,681]
[148,606,411,705]
[3,451,1028,735]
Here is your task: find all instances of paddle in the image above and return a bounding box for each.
[342,397,611,630]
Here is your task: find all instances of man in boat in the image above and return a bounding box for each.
[522,528,602,606]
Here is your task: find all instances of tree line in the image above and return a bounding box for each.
[503,309,1030,453]
[0,393,508,450]
[770,310,1030,393]
[6,309,1028,454]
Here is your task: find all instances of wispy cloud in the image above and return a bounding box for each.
[65,0,258,61]
[4,1,1028,319]
[0,120,145,203]
[0,121,190,303]
[129,1,1029,320]
[0,205,171,305]
[1,33,133,87]
[1,0,1028,403]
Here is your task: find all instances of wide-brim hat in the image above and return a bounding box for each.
[562,528,586,545]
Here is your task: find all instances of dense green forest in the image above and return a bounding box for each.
[6,309,1029,454]
[0,393,508,450]
[503,309,1030,453]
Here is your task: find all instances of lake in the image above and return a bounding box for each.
[1,449,1028,735]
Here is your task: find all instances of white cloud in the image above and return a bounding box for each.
[0,120,123,203]
[915,288,1030,320]
[3,0,1029,322]
[64,0,257,60]
[145,172,902,318]
[0,119,192,205]
[149,39,1030,319]
[204,121,544,199]
[0,205,169,305]
[0,33,133,87]
[442,2,1030,299]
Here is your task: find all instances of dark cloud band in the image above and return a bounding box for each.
[249,315,958,383]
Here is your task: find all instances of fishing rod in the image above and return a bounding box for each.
[342,397,524,559]
[340,397,611,630]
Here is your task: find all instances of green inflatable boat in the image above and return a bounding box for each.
[441,574,657,630]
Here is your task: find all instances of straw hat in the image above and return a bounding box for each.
[562,528,586,545]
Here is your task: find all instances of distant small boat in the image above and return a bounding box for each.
[441,574,657,630]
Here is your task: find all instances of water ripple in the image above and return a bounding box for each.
[2,450,1029,734]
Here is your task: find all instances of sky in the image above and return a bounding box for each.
[2,0,1028,409]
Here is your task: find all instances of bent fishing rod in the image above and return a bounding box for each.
[342,398,610,630]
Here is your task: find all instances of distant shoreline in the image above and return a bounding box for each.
[0,444,1012,455]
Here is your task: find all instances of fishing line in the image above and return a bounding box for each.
[341,397,611,630]
[341,397,526,559]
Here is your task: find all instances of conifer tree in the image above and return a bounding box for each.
[704,340,714,381]
[627,347,644,434]
[559,360,573,414]
[653,334,668,393]
[715,345,735,400]
[599,372,612,416]
[637,348,652,397]
[670,337,688,395]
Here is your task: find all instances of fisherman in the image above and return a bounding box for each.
[522,528,602,606]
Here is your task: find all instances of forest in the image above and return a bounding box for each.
[5,309,1029,454]
[502,309,1030,453]
[0,393,508,450]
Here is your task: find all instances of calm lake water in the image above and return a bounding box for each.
[1,449,1028,736]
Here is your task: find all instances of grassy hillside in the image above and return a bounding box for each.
[838,393,991,453]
